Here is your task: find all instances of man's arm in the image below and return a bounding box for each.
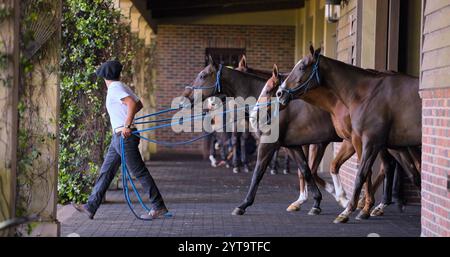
[121,96,140,138]
[136,100,143,113]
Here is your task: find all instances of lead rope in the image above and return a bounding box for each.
[119,100,275,220]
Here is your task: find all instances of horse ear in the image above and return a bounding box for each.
[239,55,247,69]
[315,46,323,57]
[207,55,215,66]
[309,44,315,56]
[272,64,279,77]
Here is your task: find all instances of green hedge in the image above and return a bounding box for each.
[59,0,134,204]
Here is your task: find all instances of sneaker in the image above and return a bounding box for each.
[72,203,94,220]
[209,155,218,167]
[283,169,290,175]
[243,165,250,173]
[140,207,169,220]
[270,169,277,175]
[233,167,240,174]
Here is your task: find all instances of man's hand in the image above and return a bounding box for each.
[122,127,132,138]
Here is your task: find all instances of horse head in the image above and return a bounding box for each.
[249,64,284,132]
[276,45,322,106]
[180,55,224,107]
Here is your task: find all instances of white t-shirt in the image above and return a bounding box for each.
[106,81,140,131]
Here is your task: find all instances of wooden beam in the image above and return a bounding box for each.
[0,0,19,236]
[131,0,157,33]
[387,0,400,71]
[150,0,304,19]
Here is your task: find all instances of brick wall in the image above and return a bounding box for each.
[420,1,450,237]
[420,88,450,237]
[155,24,295,155]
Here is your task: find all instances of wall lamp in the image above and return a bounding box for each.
[325,0,346,23]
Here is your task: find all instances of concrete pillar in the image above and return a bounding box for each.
[295,8,305,61]
[130,6,140,34]
[313,0,325,48]
[303,0,314,55]
[0,0,19,237]
[119,0,133,23]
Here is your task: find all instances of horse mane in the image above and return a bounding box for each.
[321,55,404,78]
[225,66,268,82]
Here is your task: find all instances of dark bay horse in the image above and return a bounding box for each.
[181,57,342,215]
[277,46,421,223]
[236,56,347,208]
[236,55,413,217]
[235,57,337,210]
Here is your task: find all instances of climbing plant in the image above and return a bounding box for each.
[59,0,135,204]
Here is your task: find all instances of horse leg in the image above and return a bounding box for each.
[309,143,335,195]
[370,149,396,217]
[291,146,323,215]
[302,145,310,164]
[399,150,421,188]
[408,146,421,174]
[330,140,354,207]
[285,148,307,212]
[334,135,381,223]
[232,143,278,215]
[389,149,421,188]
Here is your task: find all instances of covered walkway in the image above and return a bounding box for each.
[60,158,420,237]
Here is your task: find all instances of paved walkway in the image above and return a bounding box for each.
[60,158,420,237]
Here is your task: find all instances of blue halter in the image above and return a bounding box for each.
[185,64,223,95]
[281,54,321,98]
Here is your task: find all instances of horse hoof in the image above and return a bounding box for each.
[370,207,384,217]
[308,207,321,216]
[356,211,370,220]
[232,208,245,216]
[333,215,349,224]
[370,208,384,217]
[286,204,300,212]
[337,197,349,208]
[356,199,365,210]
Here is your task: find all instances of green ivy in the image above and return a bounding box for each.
[59,0,135,204]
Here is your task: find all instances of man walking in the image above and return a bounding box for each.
[73,60,168,220]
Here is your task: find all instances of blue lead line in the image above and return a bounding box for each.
[120,100,276,220]
[132,101,272,134]
[120,136,173,220]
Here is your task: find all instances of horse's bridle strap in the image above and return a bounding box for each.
[185,64,223,95]
[285,54,321,97]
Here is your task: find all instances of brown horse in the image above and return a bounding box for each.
[277,46,421,223]
[236,56,412,215]
[181,57,343,215]
[236,56,347,209]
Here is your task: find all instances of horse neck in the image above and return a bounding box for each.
[221,68,266,98]
[320,56,380,106]
[246,68,272,79]
[301,87,340,115]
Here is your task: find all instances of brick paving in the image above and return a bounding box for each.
[61,158,420,237]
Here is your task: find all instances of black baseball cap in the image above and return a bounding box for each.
[95,60,123,80]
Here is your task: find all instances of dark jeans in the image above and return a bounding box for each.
[86,132,165,214]
[232,131,250,167]
[269,148,290,170]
